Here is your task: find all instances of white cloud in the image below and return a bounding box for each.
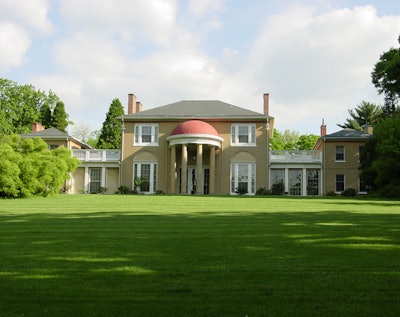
[243,4,400,133]
[0,0,52,34]
[0,23,31,72]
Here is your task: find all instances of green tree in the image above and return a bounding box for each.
[360,114,400,198]
[52,101,69,132]
[338,101,383,131]
[97,98,124,149]
[40,103,53,128]
[0,135,79,198]
[296,134,320,150]
[270,129,318,150]
[371,36,400,115]
[0,78,66,135]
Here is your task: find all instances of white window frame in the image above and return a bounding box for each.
[133,162,158,194]
[231,124,256,146]
[134,124,159,146]
[230,162,256,195]
[335,146,345,162]
[335,174,345,193]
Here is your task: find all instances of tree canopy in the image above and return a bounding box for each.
[338,101,383,131]
[371,36,400,115]
[360,114,400,198]
[97,98,124,149]
[270,129,319,150]
[0,78,69,135]
[0,135,79,198]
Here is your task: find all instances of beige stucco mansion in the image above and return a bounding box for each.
[23,93,372,196]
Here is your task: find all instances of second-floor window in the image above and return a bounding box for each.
[335,146,345,161]
[134,124,159,145]
[231,124,256,146]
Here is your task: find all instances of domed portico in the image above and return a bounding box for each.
[166,120,223,194]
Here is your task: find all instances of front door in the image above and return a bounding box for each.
[187,167,196,194]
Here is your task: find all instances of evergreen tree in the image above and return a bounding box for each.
[52,101,69,132]
[97,98,124,149]
[338,101,383,131]
[40,103,53,128]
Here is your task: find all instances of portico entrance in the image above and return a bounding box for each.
[166,120,223,195]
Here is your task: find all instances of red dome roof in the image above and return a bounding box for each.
[171,120,219,136]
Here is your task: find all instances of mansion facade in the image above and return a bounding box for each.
[23,93,372,196]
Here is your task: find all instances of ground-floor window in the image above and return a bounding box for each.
[231,163,255,195]
[307,169,319,196]
[271,169,284,185]
[336,174,345,193]
[359,176,367,193]
[89,168,101,194]
[134,162,157,193]
[289,169,302,196]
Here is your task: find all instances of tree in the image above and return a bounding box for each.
[371,36,400,115]
[0,78,68,135]
[52,101,69,132]
[270,129,319,150]
[97,98,124,149]
[71,123,94,143]
[0,135,79,198]
[40,103,53,128]
[0,78,64,135]
[338,101,383,131]
[360,114,400,198]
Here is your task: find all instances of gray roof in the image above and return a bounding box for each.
[323,128,372,140]
[122,100,270,121]
[21,127,91,149]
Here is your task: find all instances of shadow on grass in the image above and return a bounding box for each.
[1,210,400,317]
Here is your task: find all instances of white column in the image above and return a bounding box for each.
[285,168,289,194]
[181,144,187,194]
[101,167,106,189]
[170,145,176,194]
[302,168,307,196]
[209,146,216,194]
[84,166,90,194]
[196,144,203,194]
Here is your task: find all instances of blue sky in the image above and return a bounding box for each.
[1,0,400,135]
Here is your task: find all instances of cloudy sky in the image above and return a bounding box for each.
[1,0,400,135]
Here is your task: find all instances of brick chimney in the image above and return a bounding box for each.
[320,119,327,137]
[263,93,269,116]
[128,93,136,114]
[136,101,142,113]
[32,122,45,132]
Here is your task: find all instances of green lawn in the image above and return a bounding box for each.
[1,195,400,317]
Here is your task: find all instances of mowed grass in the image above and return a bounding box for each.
[1,195,400,317]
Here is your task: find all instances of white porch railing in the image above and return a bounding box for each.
[72,149,120,162]
[270,150,322,163]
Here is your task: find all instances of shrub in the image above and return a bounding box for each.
[235,186,248,195]
[256,187,270,195]
[117,185,130,194]
[271,182,284,195]
[341,188,357,196]
[326,190,337,196]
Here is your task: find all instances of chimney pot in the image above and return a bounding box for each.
[320,119,327,137]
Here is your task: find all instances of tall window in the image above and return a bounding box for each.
[289,169,302,196]
[307,169,319,196]
[134,124,159,145]
[336,174,345,192]
[90,168,101,194]
[231,124,256,146]
[134,162,157,193]
[271,169,284,185]
[230,163,255,195]
[335,146,345,161]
